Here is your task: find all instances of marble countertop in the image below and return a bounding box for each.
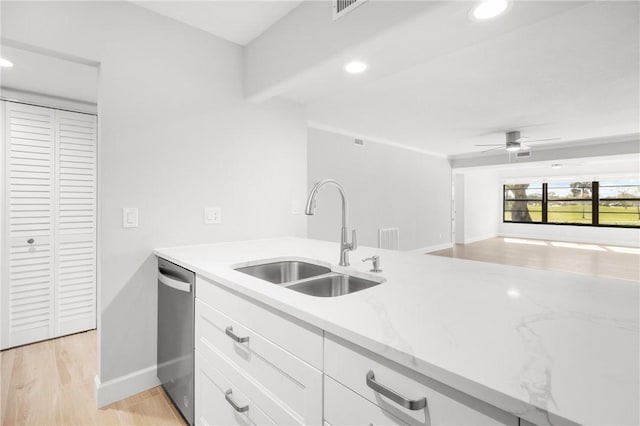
[154,237,639,426]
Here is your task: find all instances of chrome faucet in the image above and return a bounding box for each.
[305,179,357,266]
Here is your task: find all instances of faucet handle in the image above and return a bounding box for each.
[351,229,358,250]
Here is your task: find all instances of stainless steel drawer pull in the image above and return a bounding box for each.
[225,326,249,343]
[366,370,427,411]
[224,389,249,413]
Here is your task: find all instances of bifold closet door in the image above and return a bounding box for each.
[55,110,97,336]
[4,102,56,348]
[2,102,97,349]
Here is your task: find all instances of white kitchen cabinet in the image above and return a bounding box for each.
[196,275,323,369]
[195,351,276,426]
[194,277,521,426]
[1,102,97,349]
[324,375,407,426]
[324,334,518,426]
[195,277,323,425]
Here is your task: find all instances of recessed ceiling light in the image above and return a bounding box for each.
[345,61,367,74]
[0,58,14,68]
[551,163,563,169]
[507,288,520,298]
[471,0,509,21]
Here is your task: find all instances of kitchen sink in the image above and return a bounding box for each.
[235,261,330,284]
[287,273,382,297]
[234,260,384,297]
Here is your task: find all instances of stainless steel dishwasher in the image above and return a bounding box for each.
[157,257,195,426]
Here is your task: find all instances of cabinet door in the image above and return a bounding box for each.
[325,334,518,426]
[196,299,322,425]
[195,351,276,426]
[54,110,97,336]
[324,375,407,426]
[2,102,55,349]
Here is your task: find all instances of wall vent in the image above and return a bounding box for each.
[378,227,400,250]
[333,0,368,20]
[354,138,365,146]
[515,151,532,158]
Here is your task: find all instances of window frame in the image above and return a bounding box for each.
[502,180,640,229]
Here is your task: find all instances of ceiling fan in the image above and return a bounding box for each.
[475,130,560,153]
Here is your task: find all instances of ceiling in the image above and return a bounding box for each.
[128,1,639,158]
[294,1,640,157]
[133,1,303,45]
[3,1,635,160]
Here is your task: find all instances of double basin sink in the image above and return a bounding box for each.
[234,260,383,297]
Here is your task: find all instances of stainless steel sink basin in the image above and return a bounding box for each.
[287,273,382,297]
[235,261,330,284]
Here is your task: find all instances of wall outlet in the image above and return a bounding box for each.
[204,207,221,224]
[123,208,138,228]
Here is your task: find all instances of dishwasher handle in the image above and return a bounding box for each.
[158,271,192,293]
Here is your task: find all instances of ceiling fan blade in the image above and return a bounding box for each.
[481,146,504,153]
[520,137,561,143]
[474,144,503,146]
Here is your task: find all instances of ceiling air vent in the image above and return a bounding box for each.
[333,0,368,20]
[515,151,532,158]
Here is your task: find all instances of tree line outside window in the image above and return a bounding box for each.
[503,179,640,228]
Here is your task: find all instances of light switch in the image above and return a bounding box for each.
[123,208,138,228]
[204,207,221,224]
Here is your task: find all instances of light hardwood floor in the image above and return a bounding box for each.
[0,330,186,426]
[429,237,640,281]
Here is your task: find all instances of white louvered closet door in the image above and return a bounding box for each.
[3,102,56,348]
[2,102,97,349]
[54,110,97,336]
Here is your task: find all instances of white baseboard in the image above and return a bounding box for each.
[409,242,453,254]
[95,364,160,408]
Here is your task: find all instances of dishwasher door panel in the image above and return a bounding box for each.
[157,258,194,425]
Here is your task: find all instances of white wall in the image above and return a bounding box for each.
[454,155,640,247]
[307,128,451,252]
[454,170,500,244]
[499,222,640,247]
[1,1,308,405]
[453,173,465,244]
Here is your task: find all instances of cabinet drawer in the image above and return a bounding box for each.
[196,299,322,425]
[196,275,323,368]
[195,351,275,426]
[324,334,517,426]
[325,375,407,426]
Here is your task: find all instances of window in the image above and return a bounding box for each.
[503,179,639,228]
[503,184,542,223]
[598,179,640,227]
[547,181,592,224]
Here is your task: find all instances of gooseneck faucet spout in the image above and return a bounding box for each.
[305,179,357,266]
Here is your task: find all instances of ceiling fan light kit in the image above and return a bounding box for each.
[475,130,560,155]
[506,142,521,152]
